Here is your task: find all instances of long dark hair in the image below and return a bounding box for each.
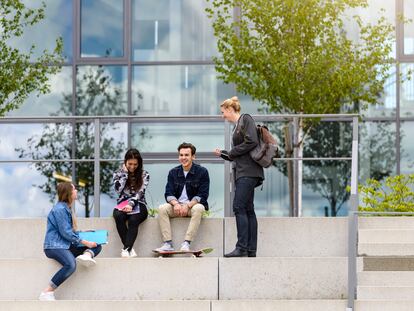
[124,148,143,191]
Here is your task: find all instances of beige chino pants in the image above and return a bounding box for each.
[158,203,205,242]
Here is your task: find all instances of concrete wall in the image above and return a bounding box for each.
[0,257,347,300]
[1,217,349,258]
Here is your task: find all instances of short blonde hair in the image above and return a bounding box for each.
[220,96,241,113]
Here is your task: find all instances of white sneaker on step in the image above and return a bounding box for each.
[39,291,55,301]
[121,248,130,258]
[129,248,137,258]
[76,254,96,267]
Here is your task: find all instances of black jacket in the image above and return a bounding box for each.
[221,114,264,182]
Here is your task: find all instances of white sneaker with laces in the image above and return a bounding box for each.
[121,248,130,258]
[156,242,174,252]
[180,241,191,251]
[76,254,96,267]
[129,248,137,258]
[39,291,55,301]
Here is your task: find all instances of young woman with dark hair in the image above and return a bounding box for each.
[113,148,150,258]
[39,182,102,301]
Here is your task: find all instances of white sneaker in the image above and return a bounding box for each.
[76,254,96,267]
[129,248,137,258]
[121,248,130,258]
[156,242,174,252]
[180,241,191,251]
[39,291,55,301]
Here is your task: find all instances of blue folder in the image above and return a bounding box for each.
[78,230,108,246]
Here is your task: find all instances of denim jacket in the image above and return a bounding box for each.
[164,163,210,210]
[43,201,81,249]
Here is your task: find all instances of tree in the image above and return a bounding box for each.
[0,0,63,116]
[16,66,127,216]
[206,0,396,215]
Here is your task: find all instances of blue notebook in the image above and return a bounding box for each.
[78,230,108,246]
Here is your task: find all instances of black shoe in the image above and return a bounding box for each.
[224,248,248,257]
[247,251,256,257]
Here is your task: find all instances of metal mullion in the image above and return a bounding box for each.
[396,62,401,175]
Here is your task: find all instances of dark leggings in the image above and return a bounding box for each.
[113,207,148,251]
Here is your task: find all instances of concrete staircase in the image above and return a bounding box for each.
[356,217,414,310]
[1,216,412,310]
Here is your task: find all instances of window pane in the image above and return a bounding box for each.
[100,123,128,159]
[76,66,128,115]
[362,66,397,117]
[255,164,291,216]
[0,163,55,217]
[75,123,95,159]
[132,0,218,61]
[131,122,223,153]
[302,160,351,217]
[401,121,414,174]
[0,123,73,161]
[303,121,353,158]
[404,0,414,54]
[132,65,233,115]
[9,0,73,62]
[359,121,396,182]
[343,0,396,58]
[401,63,414,117]
[81,0,124,57]
[7,67,72,116]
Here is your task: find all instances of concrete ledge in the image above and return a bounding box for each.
[0,218,223,258]
[224,217,348,257]
[358,271,414,286]
[358,286,414,300]
[0,258,218,300]
[2,217,351,258]
[359,229,414,243]
[358,243,414,257]
[212,300,347,311]
[359,217,414,229]
[218,257,347,299]
[0,300,211,311]
[356,300,414,311]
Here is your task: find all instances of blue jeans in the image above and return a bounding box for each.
[44,244,102,288]
[233,177,260,252]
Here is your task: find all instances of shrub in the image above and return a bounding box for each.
[358,174,414,213]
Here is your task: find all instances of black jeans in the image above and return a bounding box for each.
[233,177,260,252]
[113,206,148,251]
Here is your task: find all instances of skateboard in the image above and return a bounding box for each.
[152,247,213,258]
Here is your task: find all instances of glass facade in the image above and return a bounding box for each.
[1,0,412,218]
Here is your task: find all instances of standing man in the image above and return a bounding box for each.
[156,142,210,252]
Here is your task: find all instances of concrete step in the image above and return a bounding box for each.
[0,217,349,258]
[362,257,414,271]
[0,300,210,311]
[358,271,414,286]
[4,300,414,311]
[358,286,414,299]
[0,257,347,300]
[359,217,414,229]
[0,300,348,311]
[0,218,223,258]
[0,258,218,300]
[224,217,348,257]
[358,243,414,256]
[359,229,414,243]
[355,300,414,311]
[218,257,347,299]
